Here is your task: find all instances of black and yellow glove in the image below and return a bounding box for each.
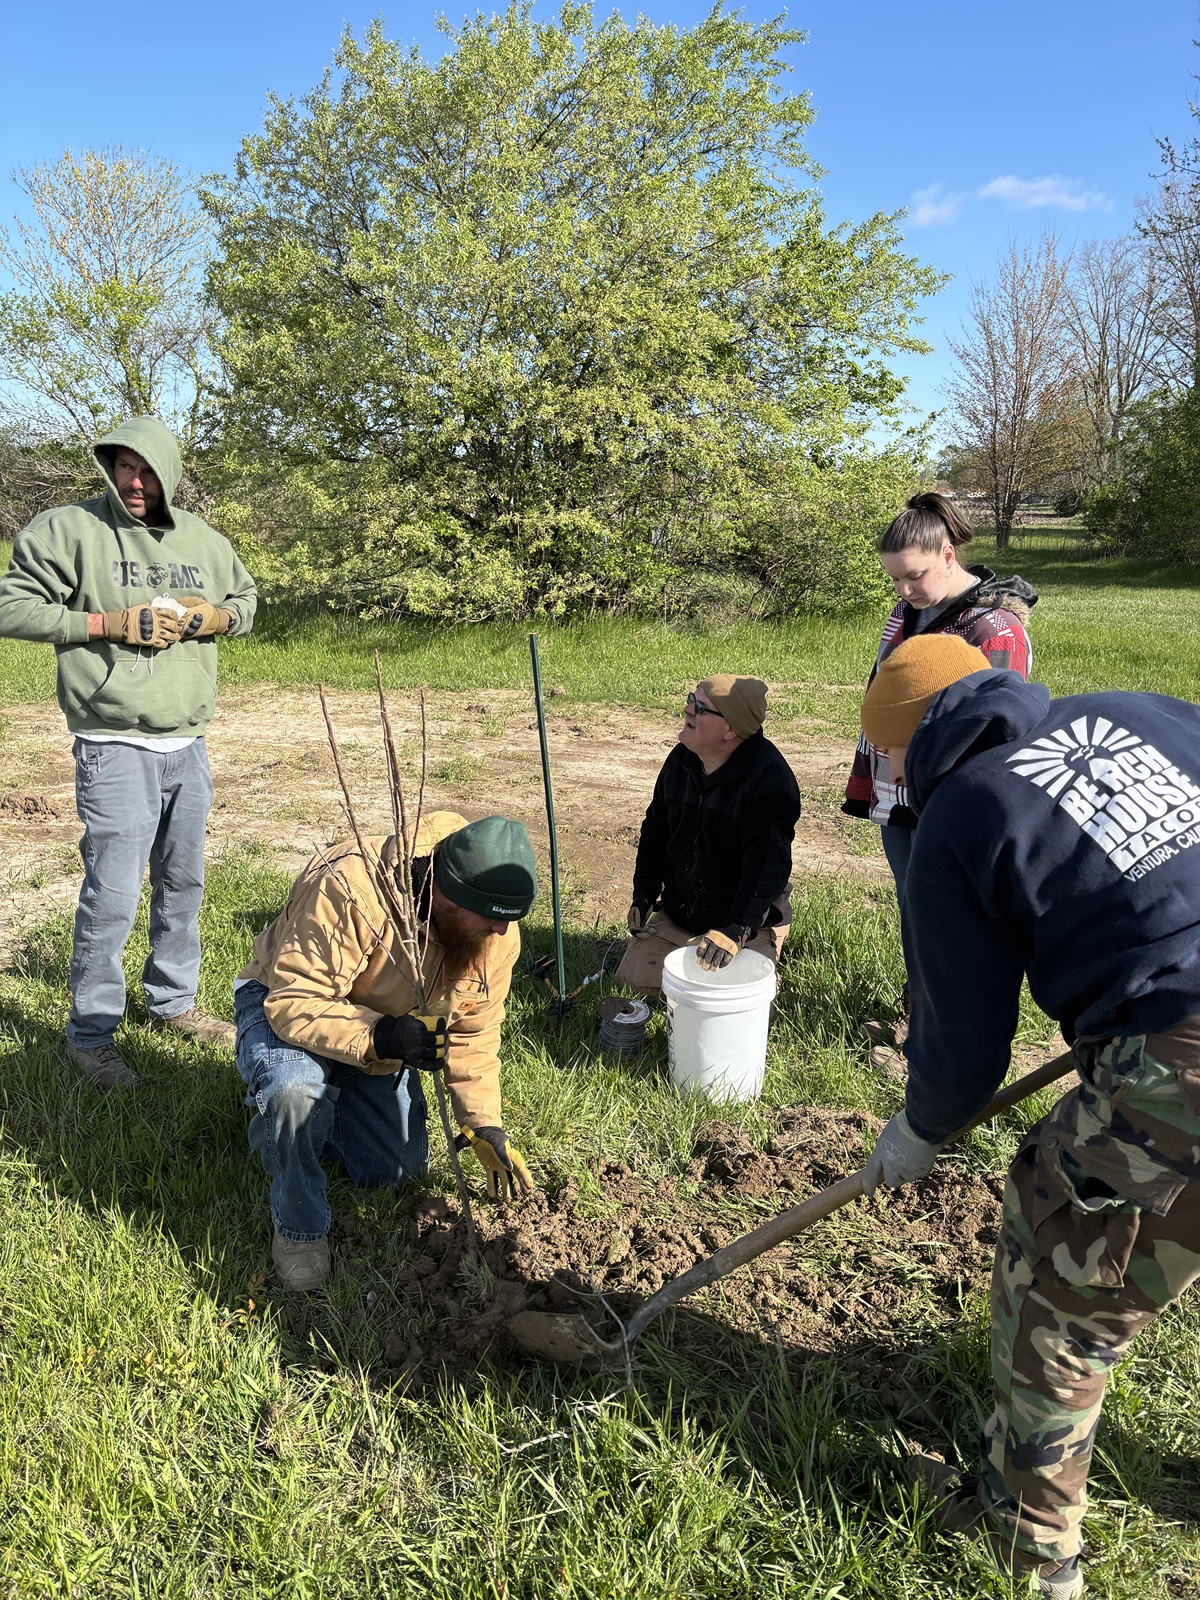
[101,604,181,649]
[627,897,653,936]
[178,596,234,639]
[373,1013,448,1070]
[693,924,752,971]
[456,1125,536,1200]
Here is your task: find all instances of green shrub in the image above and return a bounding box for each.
[1083,390,1200,559]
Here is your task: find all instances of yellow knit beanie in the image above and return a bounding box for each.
[860,635,991,748]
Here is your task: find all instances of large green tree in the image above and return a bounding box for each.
[206,3,940,618]
[0,147,212,448]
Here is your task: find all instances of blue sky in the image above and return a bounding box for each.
[0,0,1194,433]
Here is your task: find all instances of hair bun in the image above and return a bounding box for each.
[880,490,973,553]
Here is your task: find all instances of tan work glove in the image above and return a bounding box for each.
[694,924,751,971]
[456,1125,536,1200]
[100,605,182,649]
[627,898,653,936]
[178,597,234,639]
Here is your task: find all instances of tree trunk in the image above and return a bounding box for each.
[994,514,1012,551]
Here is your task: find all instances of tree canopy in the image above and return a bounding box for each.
[205,3,941,619]
[0,147,212,448]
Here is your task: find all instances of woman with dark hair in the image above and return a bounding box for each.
[844,492,1037,1046]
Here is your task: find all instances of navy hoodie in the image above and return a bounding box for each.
[901,673,1200,1143]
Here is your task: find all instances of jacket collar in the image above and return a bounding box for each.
[908,563,1040,636]
[681,728,767,785]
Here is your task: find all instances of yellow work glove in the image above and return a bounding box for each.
[627,898,653,936]
[100,604,182,648]
[693,924,751,971]
[456,1125,536,1200]
[178,597,234,639]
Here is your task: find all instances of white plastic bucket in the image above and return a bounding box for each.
[661,945,777,1102]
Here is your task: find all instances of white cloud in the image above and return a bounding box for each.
[977,174,1113,213]
[908,183,968,227]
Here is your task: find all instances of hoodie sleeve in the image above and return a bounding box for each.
[727,767,801,932]
[442,926,521,1131]
[900,838,1026,1143]
[631,767,671,908]
[843,731,876,818]
[0,519,91,645]
[843,608,900,815]
[215,547,257,637]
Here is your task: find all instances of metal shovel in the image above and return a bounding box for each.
[508,1048,1076,1367]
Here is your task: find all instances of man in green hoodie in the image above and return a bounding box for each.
[0,417,257,1089]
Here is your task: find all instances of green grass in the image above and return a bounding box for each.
[2,537,1199,1594]
[974,530,1200,701]
[0,848,1196,1597]
[5,533,1199,731]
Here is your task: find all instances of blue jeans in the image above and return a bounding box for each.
[234,982,430,1240]
[67,737,212,1049]
[880,823,914,920]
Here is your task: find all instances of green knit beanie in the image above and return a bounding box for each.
[433,815,538,919]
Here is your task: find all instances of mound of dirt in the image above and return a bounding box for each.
[378,1105,1004,1386]
[0,794,61,820]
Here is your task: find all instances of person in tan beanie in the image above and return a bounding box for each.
[615,674,801,991]
[860,634,992,774]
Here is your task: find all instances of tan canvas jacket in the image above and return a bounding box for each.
[239,812,520,1129]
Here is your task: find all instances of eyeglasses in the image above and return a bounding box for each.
[685,692,723,718]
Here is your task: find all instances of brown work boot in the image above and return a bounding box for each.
[67,1041,140,1090]
[870,1043,907,1085]
[151,1007,235,1047]
[864,1015,909,1049]
[272,1231,330,1291]
[906,1454,986,1534]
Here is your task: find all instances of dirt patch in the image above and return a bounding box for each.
[0,684,885,961]
[0,794,61,820]
[371,1105,1002,1387]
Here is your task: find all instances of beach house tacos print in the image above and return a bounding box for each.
[1006,716,1200,882]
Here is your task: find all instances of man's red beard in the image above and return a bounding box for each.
[431,903,492,987]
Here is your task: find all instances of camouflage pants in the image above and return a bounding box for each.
[980,1024,1200,1569]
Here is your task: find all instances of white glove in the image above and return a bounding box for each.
[862,1110,940,1197]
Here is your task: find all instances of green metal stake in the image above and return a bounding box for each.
[529,633,566,1022]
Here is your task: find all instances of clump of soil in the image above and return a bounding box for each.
[0,794,61,820]
[378,1105,1004,1385]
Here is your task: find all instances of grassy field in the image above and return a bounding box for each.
[4,530,1200,726]
[1,535,1199,1596]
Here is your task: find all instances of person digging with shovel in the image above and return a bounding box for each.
[858,634,1200,1600]
[234,812,539,1290]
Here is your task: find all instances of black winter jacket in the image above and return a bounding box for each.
[631,732,801,936]
[902,672,1200,1143]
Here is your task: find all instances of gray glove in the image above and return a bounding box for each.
[862,1110,940,1197]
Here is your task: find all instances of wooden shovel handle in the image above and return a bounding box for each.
[624,1048,1076,1344]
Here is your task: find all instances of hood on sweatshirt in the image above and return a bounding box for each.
[93,416,183,532]
[910,564,1040,634]
[905,671,1052,815]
